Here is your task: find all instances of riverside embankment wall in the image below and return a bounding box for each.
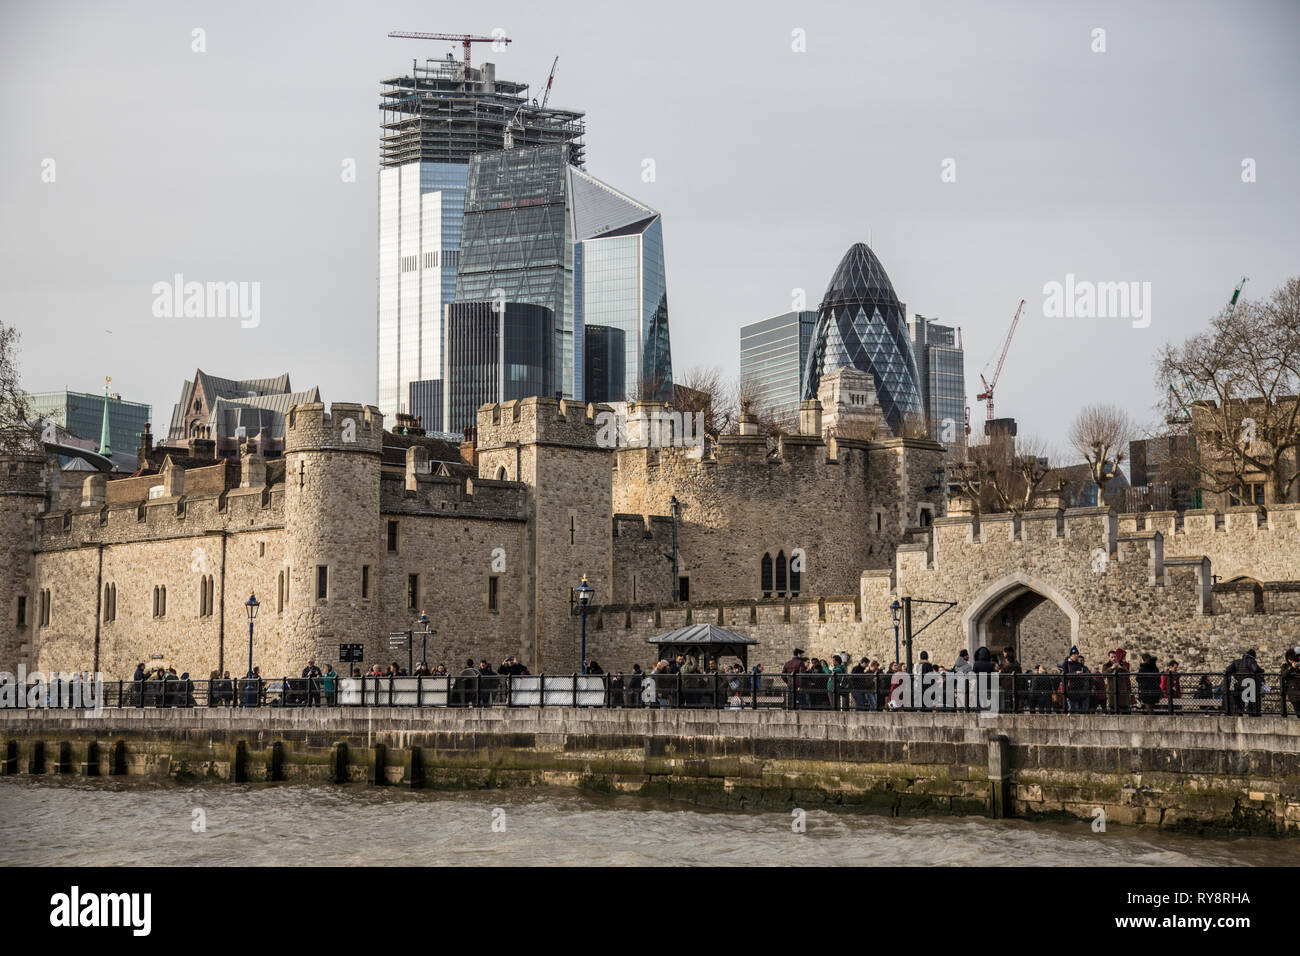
[2,709,1298,835]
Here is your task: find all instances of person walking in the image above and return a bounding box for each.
[301,658,322,707]
[1281,649,1300,718]
[782,648,806,709]
[1135,653,1161,712]
[321,664,338,706]
[828,655,848,711]
[1063,647,1089,714]
[1225,649,1264,716]
[1160,659,1182,711]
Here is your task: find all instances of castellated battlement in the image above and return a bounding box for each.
[284,401,383,453]
[612,513,675,542]
[34,484,285,551]
[1118,504,1300,583]
[927,507,1124,566]
[381,453,527,520]
[614,433,886,486]
[476,397,614,451]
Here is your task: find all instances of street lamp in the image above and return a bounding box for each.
[244,592,259,679]
[416,611,435,666]
[890,599,902,664]
[574,574,594,675]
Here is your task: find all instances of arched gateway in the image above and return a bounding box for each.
[961,572,1081,662]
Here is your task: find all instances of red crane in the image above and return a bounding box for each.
[975,298,1025,423]
[388,31,512,74]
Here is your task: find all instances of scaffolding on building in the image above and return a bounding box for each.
[380,58,586,168]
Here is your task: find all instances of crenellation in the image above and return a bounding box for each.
[1020,509,1064,541]
[11,384,1300,684]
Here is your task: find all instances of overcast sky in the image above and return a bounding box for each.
[2,0,1297,456]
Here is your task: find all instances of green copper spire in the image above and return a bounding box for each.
[98,377,112,456]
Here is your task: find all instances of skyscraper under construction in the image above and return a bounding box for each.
[376,52,586,430]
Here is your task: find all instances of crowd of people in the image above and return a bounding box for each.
[31,644,1299,716]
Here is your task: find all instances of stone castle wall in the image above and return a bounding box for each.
[1122,504,1300,583]
[7,390,1300,684]
[611,434,946,604]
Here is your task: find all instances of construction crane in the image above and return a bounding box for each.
[538,56,558,108]
[387,31,511,75]
[975,298,1025,423]
[505,56,560,150]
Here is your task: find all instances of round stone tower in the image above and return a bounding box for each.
[0,451,47,671]
[282,402,384,672]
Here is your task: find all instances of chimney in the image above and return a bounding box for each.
[187,435,216,460]
[799,399,822,438]
[460,426,478,468]
[137,422,153,472]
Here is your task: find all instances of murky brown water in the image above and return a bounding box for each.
[1,778,1296,866]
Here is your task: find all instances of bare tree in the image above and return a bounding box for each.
[1069,403,1134,506]
[951,433,1054,514]
[734,375,792,438]
[671,366,739,441]
[0,321,38,456]
[1157,277,1300,505]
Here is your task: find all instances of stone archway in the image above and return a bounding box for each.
[962,572,1081,665]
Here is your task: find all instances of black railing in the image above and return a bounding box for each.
[2,670,1298,716]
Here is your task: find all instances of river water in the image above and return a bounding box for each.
[1,778,1296,866]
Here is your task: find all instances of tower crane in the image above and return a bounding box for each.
[975,298,1025,424]
[387,31,511,75]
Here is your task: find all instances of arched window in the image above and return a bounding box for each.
[761,553,773,598]
[495,466,507,480]
[775,551,788,595]
[790,558,801,597]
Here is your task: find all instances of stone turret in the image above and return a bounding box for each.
[475,397,614,669]
[0,452,47,669]
[282,403,384,669]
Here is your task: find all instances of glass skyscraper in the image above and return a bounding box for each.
[376,58,585,427]
[572,169,672,402]
[443,301,554,435]
[583,325,626,404]
[908,314,967,455]
[802,242,923,435]
[26,389,152,452]
[454,144,673,405]
[739,311,817,426]
[455,146,576,399]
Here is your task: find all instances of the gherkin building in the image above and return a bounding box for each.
[802,242,923,434]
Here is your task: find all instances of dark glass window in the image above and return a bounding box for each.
[316,566,328,601]
[775,552,788,595]
[761,554,773,598]
[488,576,499,612]
[387,521,398,552]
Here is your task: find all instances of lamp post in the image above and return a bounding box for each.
[416,612,435,666]
[574,574,594,675]
[890,599,902,664]
[244,592,259,679]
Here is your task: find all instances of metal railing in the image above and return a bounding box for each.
[2,670,1297,716]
